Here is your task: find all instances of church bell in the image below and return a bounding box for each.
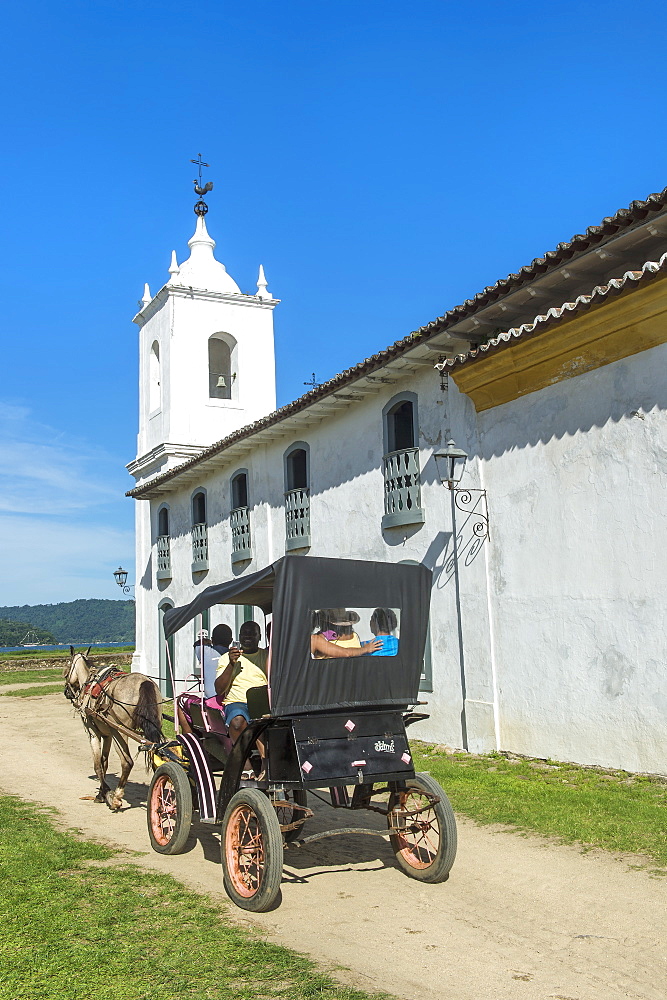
[216,375,227,388]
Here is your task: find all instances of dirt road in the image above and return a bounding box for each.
[1,694,665,1000]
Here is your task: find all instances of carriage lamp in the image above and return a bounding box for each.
[434,439,468,490]
[113,567,132,595]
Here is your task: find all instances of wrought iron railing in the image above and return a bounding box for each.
[382,447,425,529]
[191,521,209,570]
[156,534,171,580]
[230,506,252,563]
[285,488,311,550]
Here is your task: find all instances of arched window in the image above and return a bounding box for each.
[285,447,308,491]
[231,471,249,510]
[156,504,171,580]
[192,490,206,525]
[382,393,424,530]
[385,399,417,453]
[284,443,310,551]
[158,600,174,698]
[230,470,252,564]
[208,333,237,400]
[191,489,208,571]
[149,340,161,412]
[158,506,169,537]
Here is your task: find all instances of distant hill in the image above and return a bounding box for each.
[0,599,135,644]
[0,619,57,646]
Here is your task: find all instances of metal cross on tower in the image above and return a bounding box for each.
[191,153,209,186]
[304,373,321,390]
[190,153,213,215]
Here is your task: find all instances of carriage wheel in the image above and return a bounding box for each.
[274,789,309,843]
[221,788,283,912]
[147,762,193,855]
[388,772,457,883]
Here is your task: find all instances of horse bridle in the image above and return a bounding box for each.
[64,653,92,708]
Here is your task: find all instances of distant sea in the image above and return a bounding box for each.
[0,642,133,654]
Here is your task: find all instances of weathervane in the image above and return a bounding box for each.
[191,153,213,216]
[304,373,321,390]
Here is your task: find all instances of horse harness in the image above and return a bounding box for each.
[66,663,127,716]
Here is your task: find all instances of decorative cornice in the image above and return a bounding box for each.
[132,283,279,326]
[449,256,667,411]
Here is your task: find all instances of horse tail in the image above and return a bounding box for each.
[133,680,163,743]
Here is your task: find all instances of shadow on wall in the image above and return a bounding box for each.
[469,348,667,460]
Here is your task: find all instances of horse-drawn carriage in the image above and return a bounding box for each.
[146,556,457,911]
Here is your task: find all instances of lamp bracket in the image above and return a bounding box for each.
[452,487,489,540]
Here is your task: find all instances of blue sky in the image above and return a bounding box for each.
[1,0,666,604]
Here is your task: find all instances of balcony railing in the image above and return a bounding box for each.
[285,488,311,551]
[230,506,252,564]
[191,521,209,571]
[156,534,171,580]
[382,447,425,530]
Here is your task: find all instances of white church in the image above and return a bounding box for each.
[128,184,667,775]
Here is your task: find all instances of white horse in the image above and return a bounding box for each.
[64,648,163,811]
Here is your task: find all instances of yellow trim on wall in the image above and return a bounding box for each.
[451,275,667,412]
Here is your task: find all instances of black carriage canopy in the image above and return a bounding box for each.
[163,556,432,716]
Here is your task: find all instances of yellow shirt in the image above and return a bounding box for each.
[216,649,268,705]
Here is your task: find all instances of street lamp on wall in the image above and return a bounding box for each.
[113,566,133,596]
[434,439,469,490]
[434,438,489,541]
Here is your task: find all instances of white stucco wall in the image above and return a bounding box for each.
[475,343,667,773]
[136,288,276,460]
[131,343,667,774]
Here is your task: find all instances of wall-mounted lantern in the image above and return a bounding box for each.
[113,566,133,596]
[434,438,468,490]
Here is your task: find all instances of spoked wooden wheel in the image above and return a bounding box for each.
[274,789,308,843]
[388,772,457,883]
[147,762,193,855]
[221,788,283,911]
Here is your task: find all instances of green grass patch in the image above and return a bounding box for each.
[0,645,134,663]
[0,795,390,1000]
[0,685,63,698]
[0,669,64,685]
[411,743,667,867]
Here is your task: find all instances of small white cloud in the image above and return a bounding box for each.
[0,401,123,514]
[0,515,134,605]
[0,400,135,604]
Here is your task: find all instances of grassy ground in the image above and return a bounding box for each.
[0,795,389,1000]
[412,742,667,868]
[0,669,65,685]
[0,645,134,664]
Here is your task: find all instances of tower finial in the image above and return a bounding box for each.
[142,282,152,305]
[256,264,272,300]
[190,153,213,216]
[168,250,180,283]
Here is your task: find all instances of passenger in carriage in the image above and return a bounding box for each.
[214,621,268,744]
[176,624,233,734]
[311,609,382,658]
[367,608,399,656]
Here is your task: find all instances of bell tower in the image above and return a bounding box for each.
[128,161,278,487]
